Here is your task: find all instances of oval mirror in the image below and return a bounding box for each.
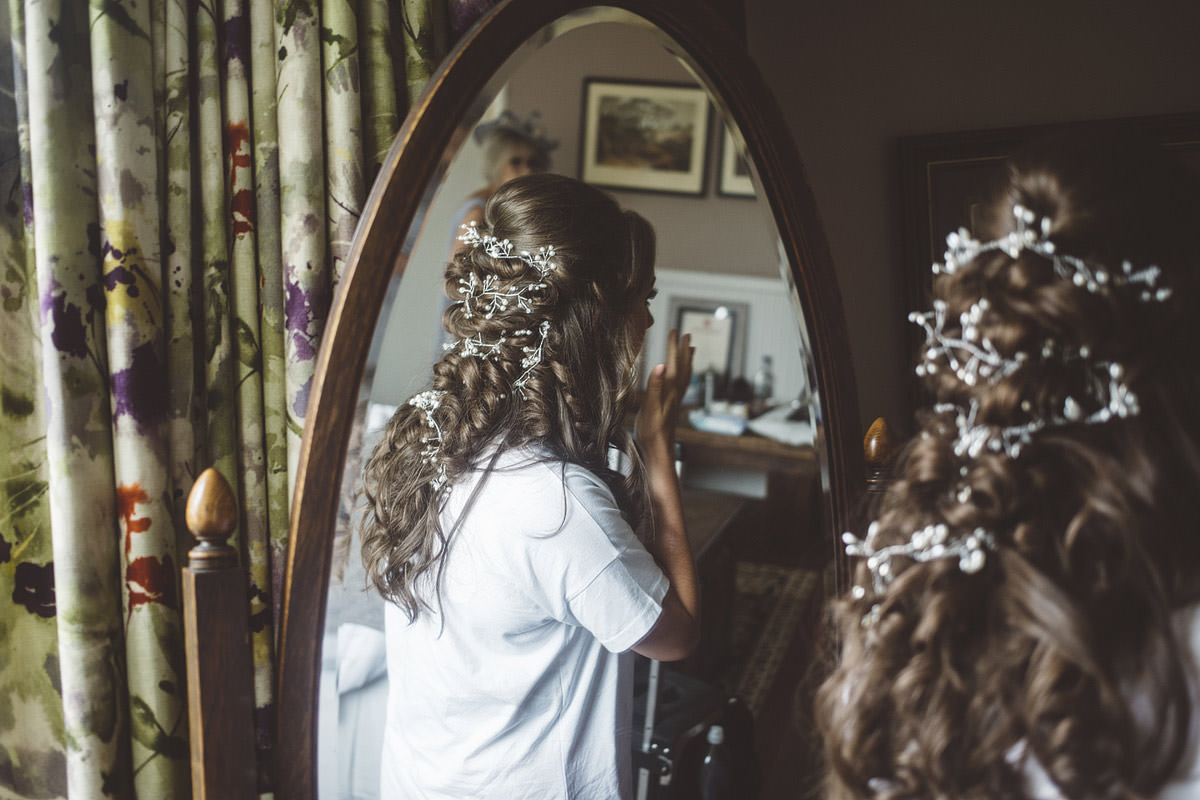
[277,0,863,796]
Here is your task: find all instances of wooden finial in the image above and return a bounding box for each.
[863,417,895,496]
[863,417,893,467]
[185,468,239,571]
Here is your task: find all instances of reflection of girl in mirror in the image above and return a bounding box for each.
[449,110,556,258]
[361,173,698,798]
[818,133,1200,799]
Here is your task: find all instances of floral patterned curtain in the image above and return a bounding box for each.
[0,0,463,796]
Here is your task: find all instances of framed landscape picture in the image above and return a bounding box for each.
[579,78,710,196]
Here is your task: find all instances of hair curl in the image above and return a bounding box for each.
[817,132,1200,799]
[360,174,656,621]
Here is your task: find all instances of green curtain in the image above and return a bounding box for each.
[0,0,451,796]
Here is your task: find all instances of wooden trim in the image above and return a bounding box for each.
[278,1,863,796]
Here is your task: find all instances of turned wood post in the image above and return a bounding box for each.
[863,417,895,499]
[835,417,896,589]
[183,468,256,800]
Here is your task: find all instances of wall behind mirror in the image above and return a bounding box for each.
[746,1,1200,435]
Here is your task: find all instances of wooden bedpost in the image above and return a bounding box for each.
[863,417,895,499]
[839,417,896,589]
[183,468,257,799]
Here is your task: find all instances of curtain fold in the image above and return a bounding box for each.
[277,0,331,501]
[321,0,365,286]
[90,0,190,796]
[249,0,290,638]
[0,2,65,797]
[0,0,449,796]
[25,1,131,796]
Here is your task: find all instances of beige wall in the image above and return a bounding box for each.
[746,0,1200,434]
[506,22,782,277]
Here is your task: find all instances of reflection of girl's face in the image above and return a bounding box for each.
[629,282,657,353]
[499,146,543,185]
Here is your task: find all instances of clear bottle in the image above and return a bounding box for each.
[699,724,733,800]
[752,355,774,404]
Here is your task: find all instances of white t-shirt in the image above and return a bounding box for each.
[379,448,669,799]
[1017,602,1200,799]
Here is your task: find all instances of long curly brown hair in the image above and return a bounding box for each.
[817,132,1200,799]
[360,174,656,621]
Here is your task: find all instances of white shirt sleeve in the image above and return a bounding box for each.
[507,461,669,653]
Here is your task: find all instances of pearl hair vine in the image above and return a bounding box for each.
[845,204,1172,624]
[936,355,1140,460]
[410,227,560,494]
[513,320,551,394]
[842,521,996,627]
[936,204,1171,304]
[910,298,1026,387]
[457,221,558,278]
[456,271,547,319]
[443,323,551,400]
[908,204,1170,460]
[912,296,1142,458]
[447,332,509,362]
[409,390,448,492]
[445,222,558,398]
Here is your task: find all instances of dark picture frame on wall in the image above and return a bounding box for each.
[717,125,755,197]
[579,78,711,196]
[897,111,1200,415]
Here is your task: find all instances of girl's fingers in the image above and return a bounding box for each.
[663,328,679,383]
[678,333,694,392]
[645,362,664,403]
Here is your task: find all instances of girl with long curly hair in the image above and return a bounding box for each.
[817,132,1200,799]
[360,173,697,799]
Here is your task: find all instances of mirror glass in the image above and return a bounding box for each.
[317,13,828,797]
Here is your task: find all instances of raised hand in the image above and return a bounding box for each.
[630,328,700,661]
[637,329,694,458]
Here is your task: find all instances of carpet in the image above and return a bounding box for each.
[721,562,818,713]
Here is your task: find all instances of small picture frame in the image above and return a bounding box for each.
[668,297,749,380]
[579,78,711,196]
[717,125,755,197]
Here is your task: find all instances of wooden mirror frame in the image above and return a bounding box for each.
[276,0,864,795]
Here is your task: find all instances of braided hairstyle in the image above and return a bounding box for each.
[816,132,1200,799]
[360,173,656,621]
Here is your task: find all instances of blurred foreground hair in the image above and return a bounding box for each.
[817,131,1200,799]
